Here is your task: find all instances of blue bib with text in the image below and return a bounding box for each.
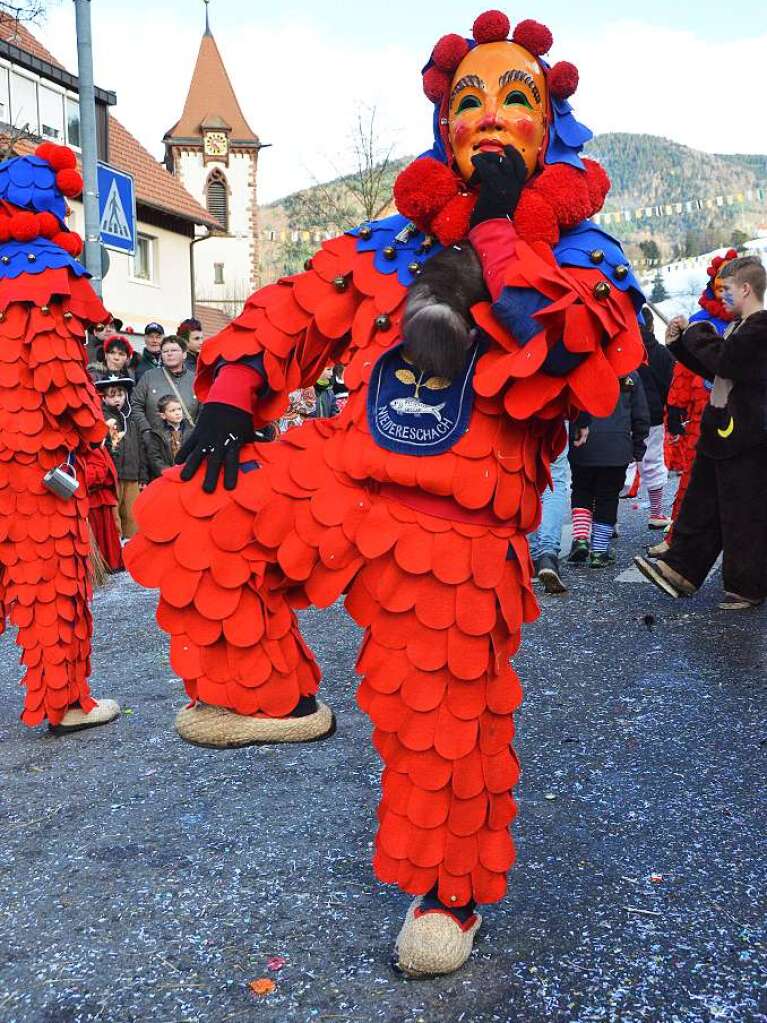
[367,341,482,456]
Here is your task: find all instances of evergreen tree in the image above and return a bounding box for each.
[650,270,668,303]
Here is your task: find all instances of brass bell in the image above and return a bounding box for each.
[333,275,348,292]
[589,249,604,264]
[359,225,373,240]
[382,245,396,260]
[0,256,9,265]
[375,314,391,331]
[615,264,629,280]
[304,258,313,271]
[408,261,421,275]
[27,252,37,263]
[593,280,611,300]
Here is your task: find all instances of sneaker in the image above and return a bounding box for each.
[568,539,589,564]
[589,550,615,569]
[648,515,672,530]
[537,553,568,594]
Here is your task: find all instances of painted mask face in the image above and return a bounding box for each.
[714,270,730,301]
[448,41,548,183]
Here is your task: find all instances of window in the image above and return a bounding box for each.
[214,262,225,285]
[131,233,156,282]
[0,68,9,124]
[66,97,81,148]
[205,170,229,231]
[39,85,64,141]
[10,71,37,133]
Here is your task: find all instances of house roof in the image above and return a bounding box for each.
[165,31,259,146]
[108,118,221,230]
[0,13,63,67]
[195,302,232,337]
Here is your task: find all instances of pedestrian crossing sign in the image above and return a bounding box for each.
[97,163,136,255]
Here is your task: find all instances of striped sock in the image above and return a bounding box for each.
[648,487,664,517]
[591,521,613,553]
[571,507,593,541]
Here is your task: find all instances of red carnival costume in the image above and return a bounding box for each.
[127,10,644,974]
[0,144,120,734]
[666,249,736,526]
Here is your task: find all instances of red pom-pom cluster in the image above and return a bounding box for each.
[512,19,553,55]
[549,61,579,99]
[393,154,611,249]
[34,142,83,197]
[707,248,739,278]
[432,33,470,71]
[473,10,510,43]
[0,207,83,255]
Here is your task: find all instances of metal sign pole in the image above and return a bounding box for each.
[73,0,102,296]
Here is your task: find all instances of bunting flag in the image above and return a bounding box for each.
[592,185,766,226]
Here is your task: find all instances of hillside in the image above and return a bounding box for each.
[260,133,767,277]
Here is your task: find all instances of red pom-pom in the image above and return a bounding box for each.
[725,248,738,261]
[430,192,476,246]
[9,211,39,242]
[512,19,553,56]
[35,142,56,162]
[432,34,470,72]
[531,164,590,228]
[53,230,83,256]
[394,157,459,226]
[513,191,559,245]
[48,145,77,172]
[422,66,449,104]
[56,168,83,198]
[549,61,579,99]
[473,10,510,44]
[36,211,59,238]
[581,158,611,212]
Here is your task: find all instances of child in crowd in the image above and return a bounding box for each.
[568,373,650,567]
[84,441,123,573]
[313,366,339,419]
[145,394,192,479]
[95,375,148,539]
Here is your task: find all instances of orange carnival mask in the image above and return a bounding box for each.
[448,41,548,182]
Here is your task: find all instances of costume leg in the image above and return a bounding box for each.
[346,503,537,909]
[717,448,767,601]
[125,435,365,745]
[0,458,104,728]
[662,453,721,589]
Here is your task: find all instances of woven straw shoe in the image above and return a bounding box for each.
[394,897,482,978]
[49,698,121,735]
[175,701,336,749]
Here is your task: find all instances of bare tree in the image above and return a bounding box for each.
[0,122,40,160]
[284,106,398,235]
[0,2,48,25]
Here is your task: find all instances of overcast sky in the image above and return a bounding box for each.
[37,0,766,204]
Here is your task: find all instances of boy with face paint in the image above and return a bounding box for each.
[127,10,645,976]
[636,255,767,610]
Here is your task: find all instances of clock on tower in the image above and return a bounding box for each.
[204,130,229,161]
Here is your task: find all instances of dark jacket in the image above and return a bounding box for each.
[132,365,199,436]
[569,372,650,467]
[185,351,199,375]
[669,311,767,459]
[145,421,192,479]
[135,348,162,382]
[638,327,674,426]
[312,383,339,419]
[102,403,149,483]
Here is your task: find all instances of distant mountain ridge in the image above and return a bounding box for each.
[260,133,767,277]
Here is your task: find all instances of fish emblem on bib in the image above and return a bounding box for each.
[367,340,483,456]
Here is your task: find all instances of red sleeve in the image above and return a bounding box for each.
[206,363,264,414]
[468,219,519,300]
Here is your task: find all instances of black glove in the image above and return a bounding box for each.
[177,402,255,494]
[667,406,686,437]
[469,145,528,228]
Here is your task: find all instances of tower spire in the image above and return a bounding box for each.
[203,0,211,36]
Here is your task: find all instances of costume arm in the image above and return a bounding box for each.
[469,219,644,422]
[668,322,721,381]
[195,234,366,426]
[715,314,767,380]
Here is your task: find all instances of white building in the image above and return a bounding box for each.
[0,14,224,339]
[163,12,263,315]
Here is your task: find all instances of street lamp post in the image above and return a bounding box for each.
[73,0,102,296]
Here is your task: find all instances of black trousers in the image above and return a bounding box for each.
[663,447,767,600]
[571,464,628,526]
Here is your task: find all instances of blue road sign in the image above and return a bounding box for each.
[97,163,136,255]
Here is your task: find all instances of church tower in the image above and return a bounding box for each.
[164,4,262,314]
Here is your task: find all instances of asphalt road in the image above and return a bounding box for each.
[1,491,765,1023]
